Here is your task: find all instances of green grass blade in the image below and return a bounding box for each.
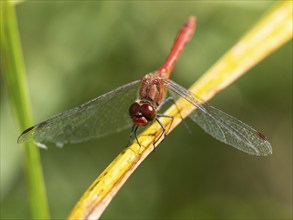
[1,2,50,219]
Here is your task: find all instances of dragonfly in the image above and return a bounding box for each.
[18,16,272,156]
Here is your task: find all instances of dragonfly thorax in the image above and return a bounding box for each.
[139,72,167,108]
[129,101,156,126]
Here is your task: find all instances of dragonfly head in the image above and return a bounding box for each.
[129,101,156,126]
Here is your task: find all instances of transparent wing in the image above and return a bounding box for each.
[18,80,141,148]
[164,79,272,156]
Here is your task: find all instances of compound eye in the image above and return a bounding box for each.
[129,102,140,116]
[140,103,156,121]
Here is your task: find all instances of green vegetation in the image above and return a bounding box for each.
[1,1,292,219]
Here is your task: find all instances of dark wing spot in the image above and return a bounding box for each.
[17,121,48,143]
[256,130,267,141]
[20,126,35,136]
[17,125,35,143]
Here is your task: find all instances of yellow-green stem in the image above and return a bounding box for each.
[1,2,50,219]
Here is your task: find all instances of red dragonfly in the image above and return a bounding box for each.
[18,17,272,156]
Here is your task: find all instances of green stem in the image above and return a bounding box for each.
[1,2,50,219]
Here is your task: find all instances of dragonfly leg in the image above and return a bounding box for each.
[153,115,174,150]
[153,118,166,150]
[133,125,142,153]
[125,124,135,147]
[158,96,191,134]
[126,124,143,153]
[156,96,174,111]
[157,114,174,135]
[126,124,139,144]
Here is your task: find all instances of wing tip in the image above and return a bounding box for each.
[255,141,273,156]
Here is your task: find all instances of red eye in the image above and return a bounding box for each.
[140,103,156,121]
[129,102,140,116]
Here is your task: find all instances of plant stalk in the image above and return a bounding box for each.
[1,2,50,219]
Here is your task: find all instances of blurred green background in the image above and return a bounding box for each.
[1,1,292,219]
